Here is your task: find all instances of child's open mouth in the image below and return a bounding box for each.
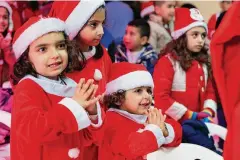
[48,61,62,68]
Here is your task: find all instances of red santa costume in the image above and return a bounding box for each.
[154,8,217,121]
[10,16,103,160]
[99,62,182,160]
[48,1,112,159]
[210,2,240,160]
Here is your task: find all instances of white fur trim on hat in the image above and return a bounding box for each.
[171,21,208,40]
[106,71,154,94]
[65,0,105,40]
[13,18,66,60]
[141,5,154,18]
[68,148,80,159]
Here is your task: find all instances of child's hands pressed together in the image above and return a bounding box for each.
[72,78,102,114]
[146,108,169,137]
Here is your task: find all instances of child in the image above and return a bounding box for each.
[207,0,232,39]
[114,19,158,75]
[154,8,217,124]
[49,1,112,99]
[141,1,175,54]
[10,16,103,160]
[99,62,182,160]
[0,2,16,87]
[49,1,112,159]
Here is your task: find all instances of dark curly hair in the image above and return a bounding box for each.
[103,90,126,109]
[11,32,85,85]
[159,34,212,77]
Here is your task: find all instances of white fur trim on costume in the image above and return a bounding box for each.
[68,148,80,159]
[94,69,102,81]
[171,21,208,40]
[140,5,154,18]
[90,101,103,128]
[164,123,175,144]
[65,0,105,40]
[108,108,148,124]
[106,71,153,94]
[21,75,76,97]
[59,98,91,131]
[13,18,66,60]
[145,124,166,147]
[204,99,217,114]
[165,101,188,121]
[202,64,208,87]
[167,56,187,92]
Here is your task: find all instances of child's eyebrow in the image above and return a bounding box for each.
[88,19,105,23]
[35,40,65,48]
[191,31,206,34]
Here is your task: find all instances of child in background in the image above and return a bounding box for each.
[10,16,103,160]
[49,1,111,159]
[0,2,16,87]
[207,0,232,40]
[99,62,182,160]
[154,8,217,124]
[115,19,158,75]
[141,1,175,54]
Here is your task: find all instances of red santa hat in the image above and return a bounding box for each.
[48,0,105,40]
[172,8,208,40]
[0,2,13,39]
[12,16,66,60]
[106,62,154,95]
[140,1,154,18]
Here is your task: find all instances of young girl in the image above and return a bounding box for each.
[153,8,217,123]
[10,16,103,160]
[49,0,111,102]
[0,2,16,87]
[99,62,182,160]
[49,1,112,159]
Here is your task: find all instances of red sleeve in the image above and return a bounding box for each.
[12,80,83,143]
[153,56,175,111]
[203,78,217,114]
[105,127,159,159]
[163,118,182,147]
[153,56,187,120]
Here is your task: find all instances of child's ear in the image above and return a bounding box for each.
[140,36,148,46]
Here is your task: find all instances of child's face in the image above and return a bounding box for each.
[28,32,68,80]
[121,86,153,115]
[155,1,175,23]
[220,1,232,11]
[123,26,147,52]
[186,26,206,53]
[0,7,9,33]
[78,7,105,52]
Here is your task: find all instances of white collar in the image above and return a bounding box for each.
[108,108,147,124]
[83,46,96,60]
[20,75,77,97]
